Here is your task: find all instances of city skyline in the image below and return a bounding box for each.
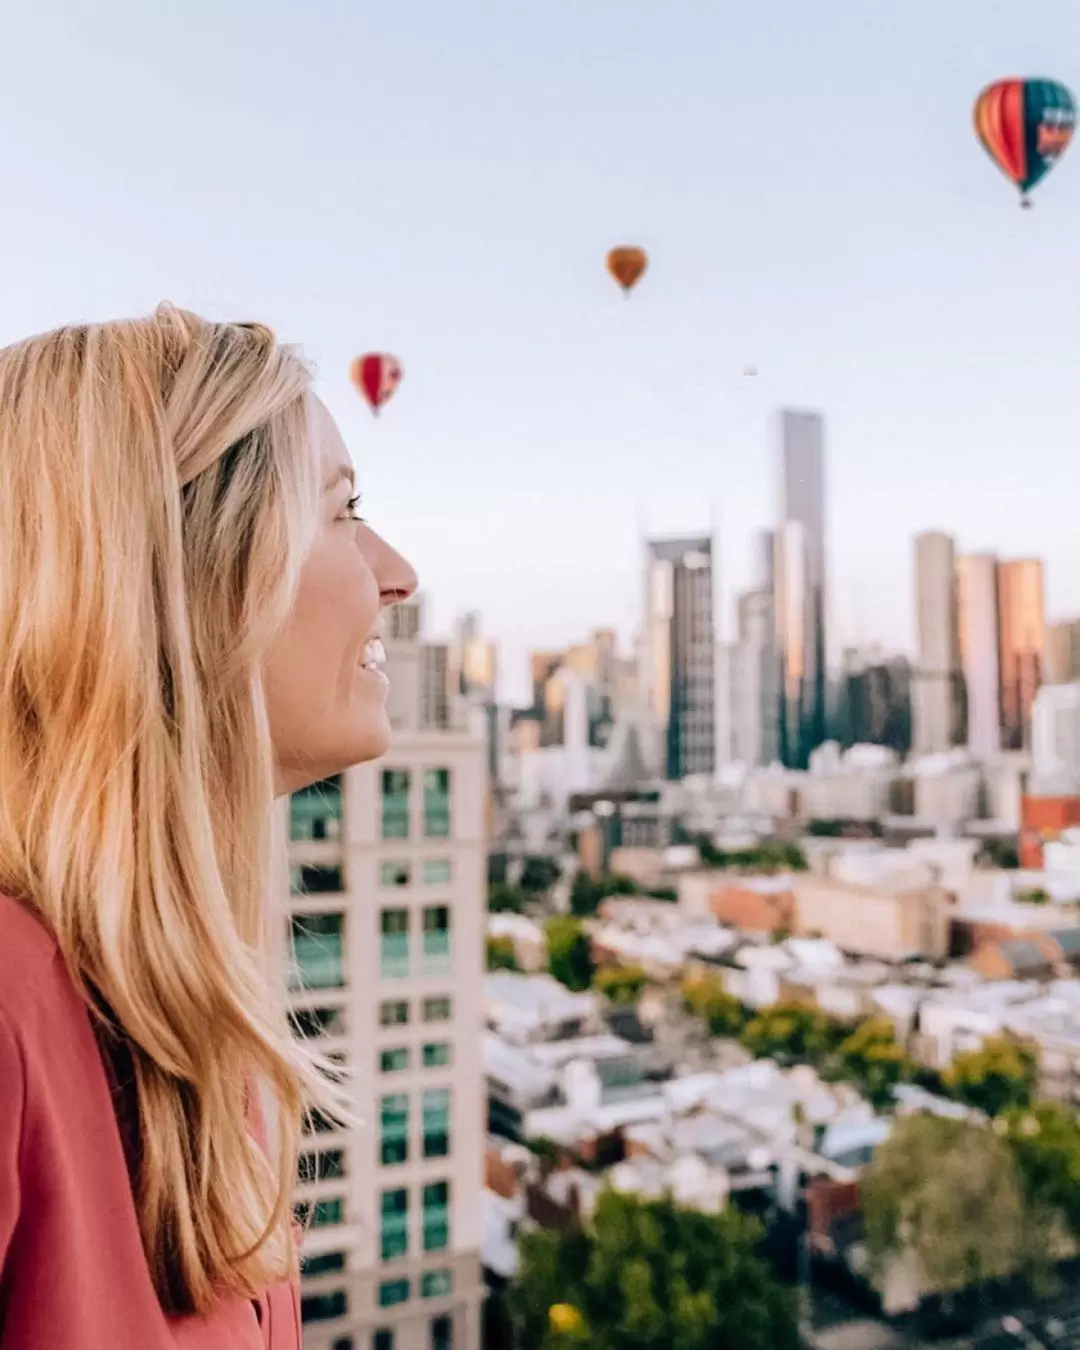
[1,1,1079,703]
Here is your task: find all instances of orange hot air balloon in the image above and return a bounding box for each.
[606,246,648,296]
[349,353,403,415]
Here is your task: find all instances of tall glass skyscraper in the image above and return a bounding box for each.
[774,410,827,768]
[644,534,716,780]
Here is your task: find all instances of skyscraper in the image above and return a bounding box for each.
[997,558,1046,751]
[774,410,827,768]
[288,609,486,1350]
[956,553,1001,759]
[718,587,774,766]
[1045,618,1080,685]
[644,535,716,779]
[913,531,965,754]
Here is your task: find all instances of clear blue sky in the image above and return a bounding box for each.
[0,0,1077,701]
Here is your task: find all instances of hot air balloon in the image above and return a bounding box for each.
[974,78,1076,207]
[349,353,403,415]
[606,246,648,296]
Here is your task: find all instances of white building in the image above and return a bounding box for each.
[913,532,963,755]
[1032,683,1080,786]
[288,616,486,1350]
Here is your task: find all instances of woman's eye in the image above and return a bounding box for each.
[342,493,365,523]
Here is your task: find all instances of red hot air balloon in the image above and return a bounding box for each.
[350,353,403,415]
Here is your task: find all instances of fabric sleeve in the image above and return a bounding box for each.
[0,1007,24,1273]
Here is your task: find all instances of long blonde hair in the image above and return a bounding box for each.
[0,305,337,1314]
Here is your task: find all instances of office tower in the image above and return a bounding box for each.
[956,554,1001,759]
[836,647,912,754]
[288,610,486,1350]
[449,612,497,704]
[644,535,716,779]
[718,587,775,766]
[774,410,827,768]
[913,531,965,753]
[1046,618,1080,685]
[998,558,1046,751]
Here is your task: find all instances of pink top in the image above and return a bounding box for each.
[0,894,301,1349]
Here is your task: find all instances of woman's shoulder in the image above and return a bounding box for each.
[0,893,80,1045]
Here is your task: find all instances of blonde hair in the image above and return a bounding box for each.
[0,305,339,1314]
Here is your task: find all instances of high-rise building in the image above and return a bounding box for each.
[998,558,1045,751]
[774,410,827,768]
[644,535,716,779]
[288,610,486,1350]
[835,647,912,754]
[956,553,1001,759]
[913,531,964,753]
[1046,618,1080,685]
[718,586,776,766]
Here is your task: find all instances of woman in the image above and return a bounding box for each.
[0,306,417,1348]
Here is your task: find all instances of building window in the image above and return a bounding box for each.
[380,1094,409,1166]
[373,1331,396,1350]
[382,770,411,840]
[422,859,452,886]
[421,1270,454,1299]
[380,1047,410,1074]
[290,913,345,992]
[303,1108,341,1138]
[381,860,411,887]
[298,1148,346,1184]
[333,1340,355,1350]
[422,1090,450,1159]
[422,907,451,976]
[380,1000,410,1027]
[380,909,410,979]
[295,1196,345,1227]
[301,1291,348,1324]
[430,1314,453,1350]
[422,1181,450,1253]
[291,863,345,894]
[290,776,343,841]
[423,770,451,838]
[378,1277,410,1308]
[290,1005,346,1039]
[303,1250,347,1278]
[422,997,452,1023]
[422,1043,451,1069]
[380,1188,409,1262]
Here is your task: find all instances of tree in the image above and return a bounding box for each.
[595,965,648,1005]
[695,835,808,875]
[570,871,640,918]
[486,935,520,972]
[999,1102,1080,1252]
[836,1016,914,1110]
[511,1190,798,1350]
[739,1000,838,1064]
[521,854,562,894]
[488,882,527,914]
[942,1035,1038,1119]
[546,917,595,992]
[862,1113,1025,1300]
[681,973,745,1037]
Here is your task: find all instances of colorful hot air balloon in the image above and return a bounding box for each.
[974,78,1076,206]
[349,353,403,415]
[606,246,648,296]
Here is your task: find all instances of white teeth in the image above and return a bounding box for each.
[362,638,386,668]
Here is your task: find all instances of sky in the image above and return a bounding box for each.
[0,0,1077,702]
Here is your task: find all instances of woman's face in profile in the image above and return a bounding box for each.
[264,398,417,795]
